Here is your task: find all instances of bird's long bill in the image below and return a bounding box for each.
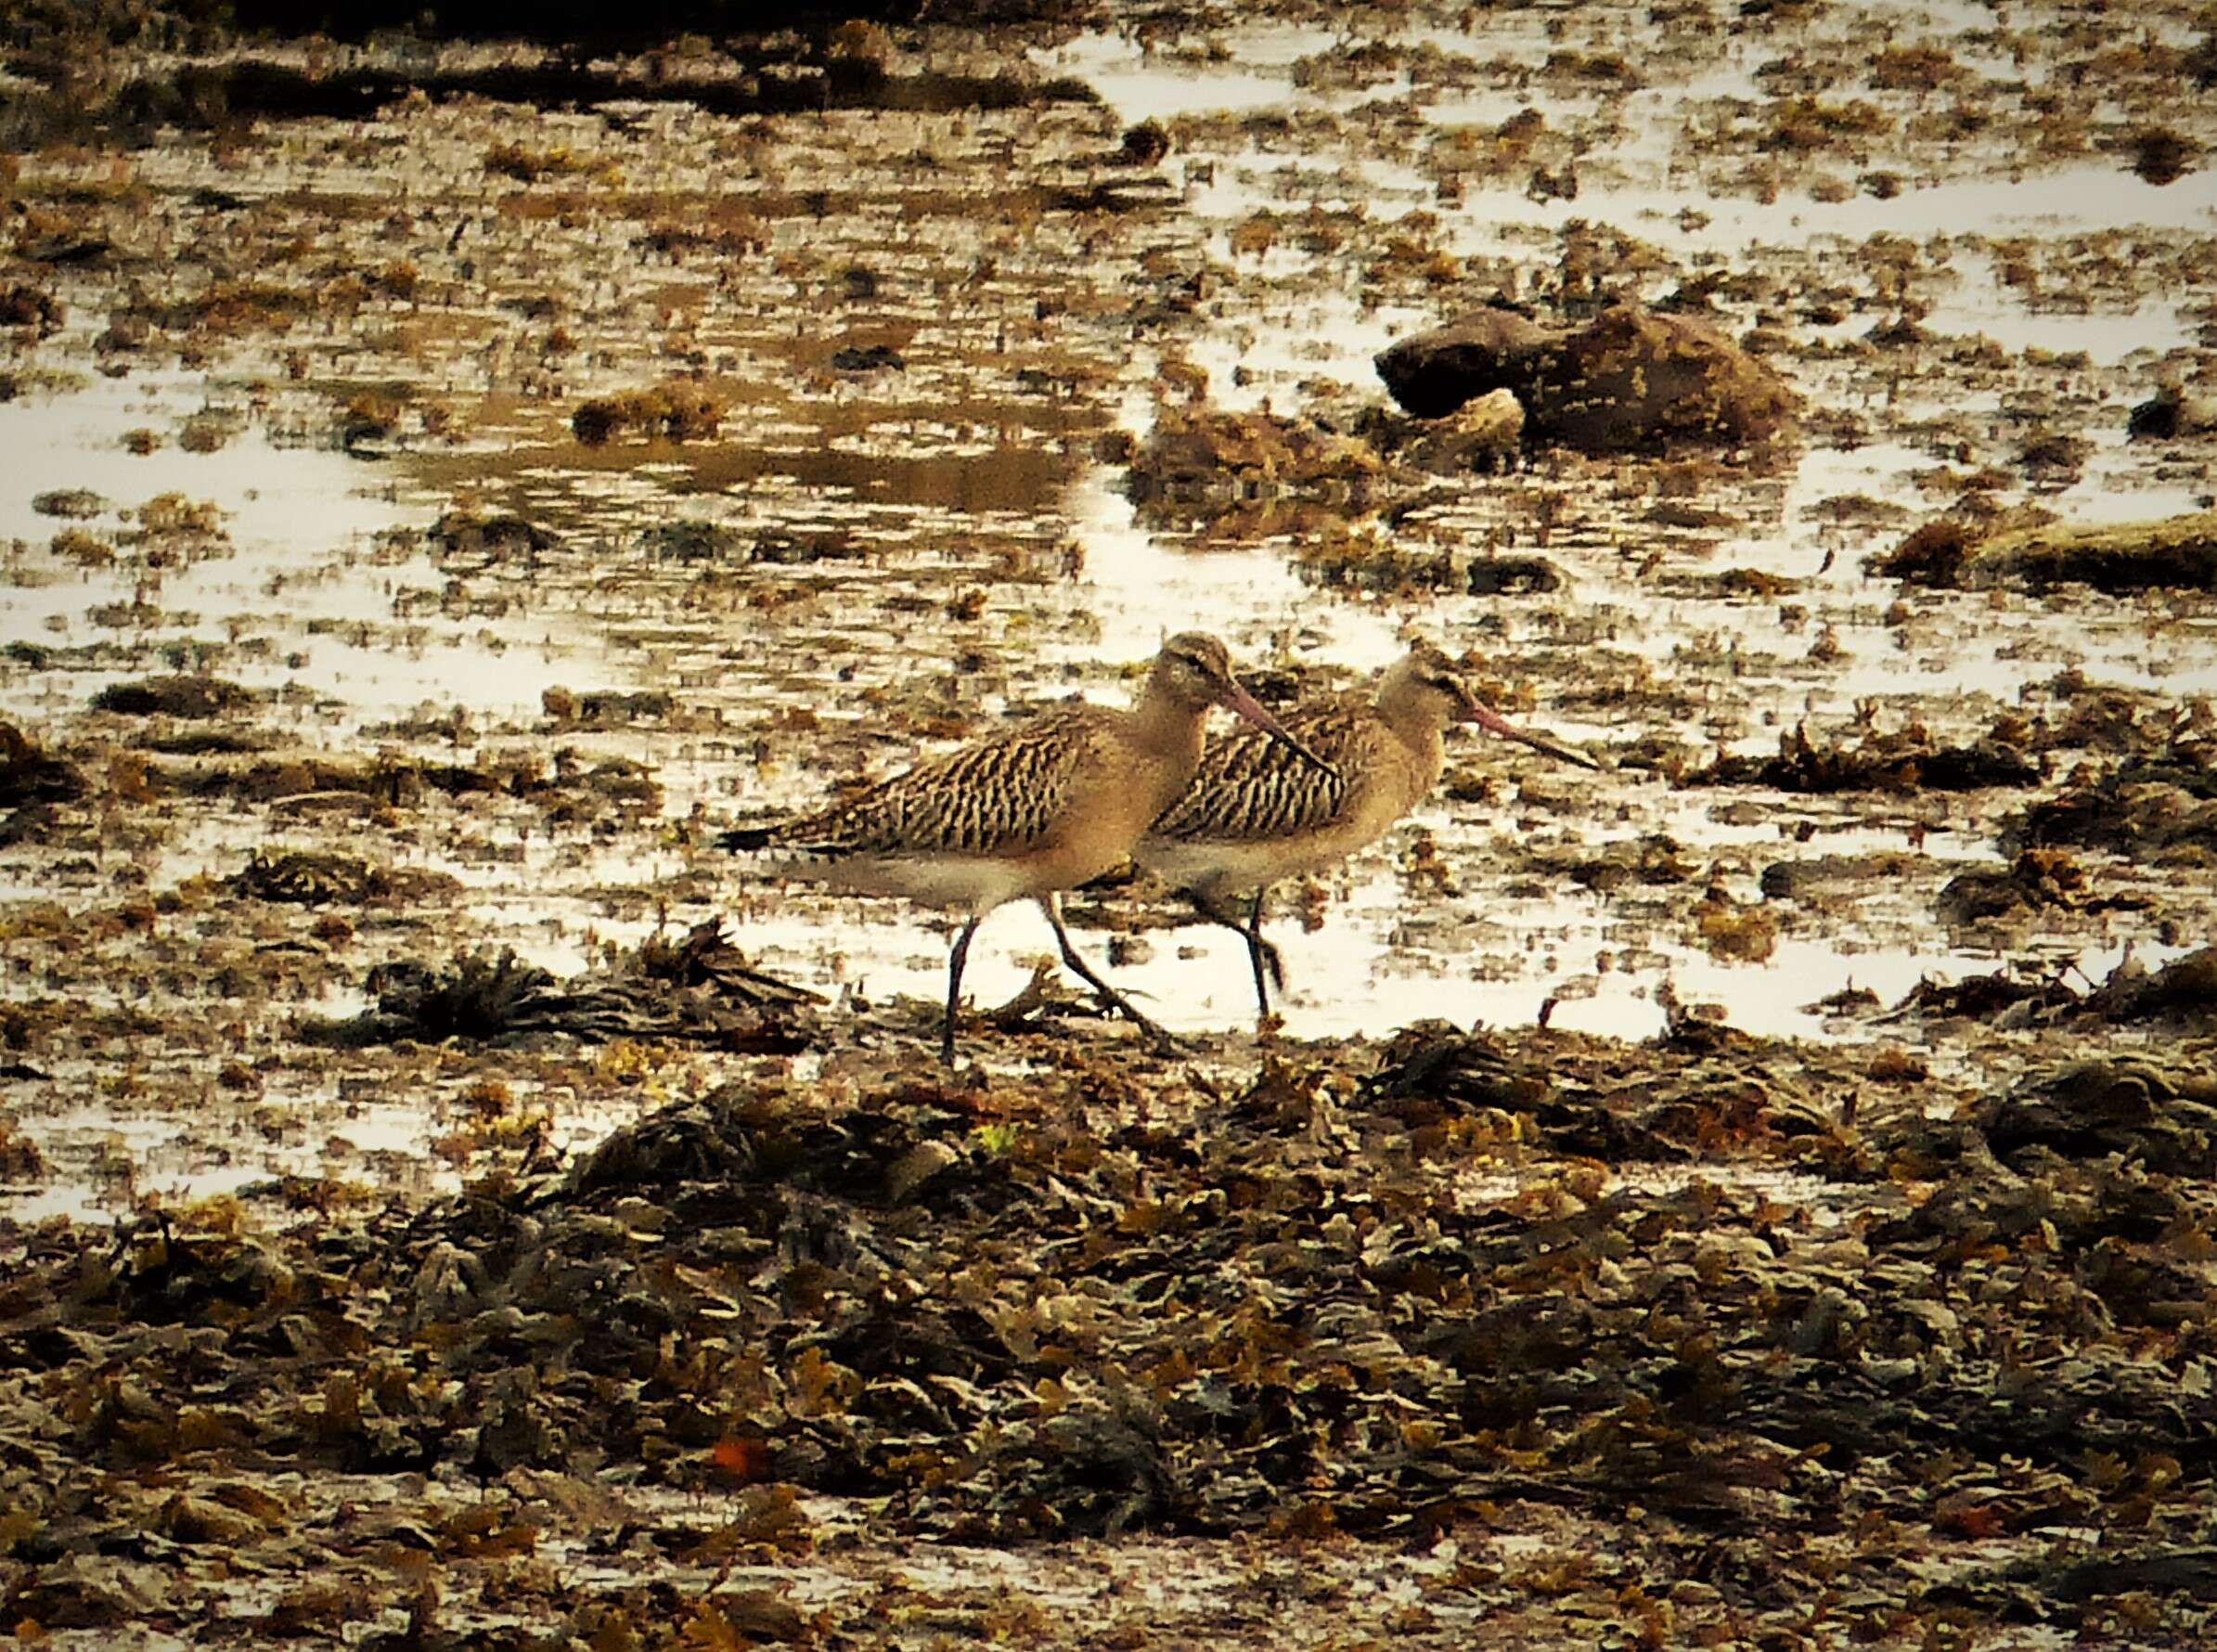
[1460,697,1603,769]
[1216,681,1338,774]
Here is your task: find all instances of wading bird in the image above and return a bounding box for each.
[1137,641,1599,1016]
[724,632,1332,1064]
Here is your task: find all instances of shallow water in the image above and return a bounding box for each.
[0,372,610,725]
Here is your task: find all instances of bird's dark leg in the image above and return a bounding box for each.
[1187,885,1284,1018]
[943,915,982,1066]
[1244,886,1279,1016]
[1036,896,1177,1053]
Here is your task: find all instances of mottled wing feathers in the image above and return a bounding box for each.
[1151,699,1372,844]
[767,703,1107,858]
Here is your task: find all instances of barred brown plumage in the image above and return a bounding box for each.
[777,707,1096,858]
[1138,641,1600,1017]
[719,633,1333,1065]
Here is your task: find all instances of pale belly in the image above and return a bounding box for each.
[1139,821,1382,897]
[757,849,1028,914]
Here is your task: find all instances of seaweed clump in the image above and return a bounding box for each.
[1129,407,1385,516]
[0,723,84,808]
[2005,755,2217,858]
[303,924,816,1051]
[230,849,463,908]
[1870,510,2217,593]
[1683,720,2040,794]
[1935,846,2091,926]
[571,380,727,445]
[1864,517,1979,586]
[91,675,255,718]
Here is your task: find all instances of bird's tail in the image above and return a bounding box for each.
[718,824,777,852]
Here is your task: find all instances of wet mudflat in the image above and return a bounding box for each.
[3,0,2217,1644]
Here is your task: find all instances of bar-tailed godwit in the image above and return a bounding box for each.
[725,632,1330,1063]
[1137,640,1598,1016]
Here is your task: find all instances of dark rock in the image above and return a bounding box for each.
[1374,303,1556,419]
[1376,302,1798,451]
